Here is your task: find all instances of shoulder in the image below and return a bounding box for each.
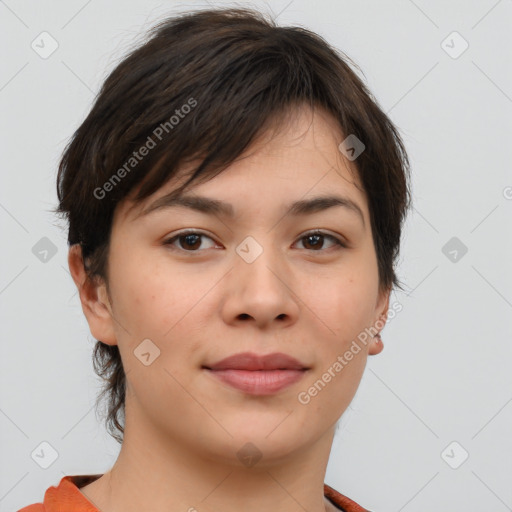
[18,505,45,512]
[20,477,371,512]
[324,483,373,512]
[16,475,102,512]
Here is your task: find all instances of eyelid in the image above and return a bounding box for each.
[163,228,348,253]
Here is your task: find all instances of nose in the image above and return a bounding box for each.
[220,238,300,330]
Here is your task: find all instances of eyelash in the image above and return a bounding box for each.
[162,229,347,254]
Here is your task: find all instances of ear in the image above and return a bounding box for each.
[68,244,117,346]
[368,286,390,356]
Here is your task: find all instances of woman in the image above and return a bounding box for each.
[19,6,411,512]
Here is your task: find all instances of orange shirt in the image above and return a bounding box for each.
[17,474,370,512]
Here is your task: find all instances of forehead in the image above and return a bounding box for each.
[118,103,366,224]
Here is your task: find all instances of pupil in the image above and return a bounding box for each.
[308,235,321,249]
[184,234,200,249]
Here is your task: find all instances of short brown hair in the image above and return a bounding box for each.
[55,7,412,444]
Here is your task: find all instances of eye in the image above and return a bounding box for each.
[163,229,347,253]
[163,230,218,252]
[295,230,347,251]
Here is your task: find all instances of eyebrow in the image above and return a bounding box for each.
[137,192,365,228]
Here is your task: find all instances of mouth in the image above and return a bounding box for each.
[202,352,310,395]
[203,368,308,395]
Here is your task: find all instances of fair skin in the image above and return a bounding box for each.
[69,104,389,512]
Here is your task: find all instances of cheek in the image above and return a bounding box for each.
[109,255,219,380]
[110,253,195,331]
[304,269,378,343]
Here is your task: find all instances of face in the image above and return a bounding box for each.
[72,104,389,467]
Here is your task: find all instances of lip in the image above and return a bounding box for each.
[204,351,308,371]
[203,352,309,396]
[205,369,307,395]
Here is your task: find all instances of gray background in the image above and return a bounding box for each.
[1,0,511,511]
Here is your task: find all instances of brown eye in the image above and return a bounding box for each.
[163,231,216,252]
[296,231,346,251]
[163,229,346,254]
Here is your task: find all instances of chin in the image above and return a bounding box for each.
[197,420,317,469]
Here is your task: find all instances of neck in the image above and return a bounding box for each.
[83,410,338,512]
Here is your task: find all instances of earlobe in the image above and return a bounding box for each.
[368,333,384,355]
[68,244,117,346]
